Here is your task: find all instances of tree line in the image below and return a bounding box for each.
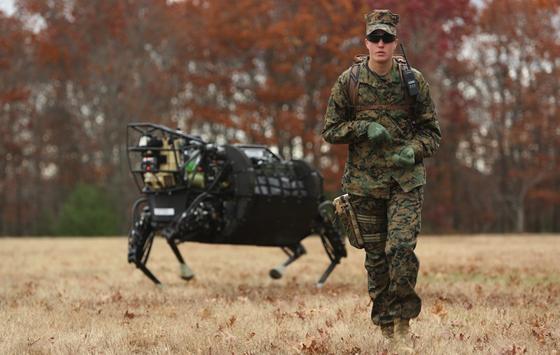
[1,0,559,236]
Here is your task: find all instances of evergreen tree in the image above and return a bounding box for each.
[54,184,120,236]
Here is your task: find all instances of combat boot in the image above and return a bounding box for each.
[380,321,394,340]
[394,318,414,354]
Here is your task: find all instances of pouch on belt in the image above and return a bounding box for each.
[333,194,364,249]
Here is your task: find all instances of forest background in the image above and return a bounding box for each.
[1,0,559,236]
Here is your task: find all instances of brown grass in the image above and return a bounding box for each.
[1,235,559,354]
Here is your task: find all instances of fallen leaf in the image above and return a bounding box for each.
[124,310,135,319]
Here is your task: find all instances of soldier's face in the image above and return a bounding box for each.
[365,30,398,64]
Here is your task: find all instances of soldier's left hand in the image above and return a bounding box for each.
[391,146,415,168]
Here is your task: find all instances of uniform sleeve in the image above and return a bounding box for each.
[408,70,441,162]
[321,70,371,144]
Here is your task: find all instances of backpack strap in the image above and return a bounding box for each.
[394,56,418,133]
[347,54,367,109]
[394,56,416,117]
[348,64,360,108]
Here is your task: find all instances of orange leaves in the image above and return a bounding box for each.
[2,0,560,234]
[430,298,448,319]
[300,338,329,354]
[200,307,213,320]
[529,316,553,345]
[272,62,293,75]
[0,88,30,104]
[536,0,560,7]
[474,0,560,232]
[499,344,528,355]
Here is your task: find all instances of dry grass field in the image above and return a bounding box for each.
[1,235,559,354]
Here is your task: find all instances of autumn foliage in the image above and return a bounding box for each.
[1,0,559,235]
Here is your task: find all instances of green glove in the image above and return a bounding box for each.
[367,122,391,145]
[391,146,415,168]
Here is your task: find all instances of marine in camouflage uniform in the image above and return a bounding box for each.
[322,9,441,347]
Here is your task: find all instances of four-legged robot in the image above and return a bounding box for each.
[126,123,346,287]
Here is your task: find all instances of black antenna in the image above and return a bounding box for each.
[398,43,419,97]
[399,43,412,69]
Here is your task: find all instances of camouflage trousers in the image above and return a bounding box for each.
[349,183,423,326]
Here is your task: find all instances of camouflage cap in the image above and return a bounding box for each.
[365,10,399,36]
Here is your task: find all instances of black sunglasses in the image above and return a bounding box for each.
[367,32,396,44]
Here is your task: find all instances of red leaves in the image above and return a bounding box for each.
[123,309,135,319]
[0,88,29,104]
[295,310,306,320]
[500,344,527,355]
[529,317,552,345]
[110,291,123,303]
[1,0,560,235]
[300,338,329,354]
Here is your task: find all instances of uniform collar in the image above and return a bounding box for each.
[359,57,400,86]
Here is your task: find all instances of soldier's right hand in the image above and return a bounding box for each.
[367,122,391,146]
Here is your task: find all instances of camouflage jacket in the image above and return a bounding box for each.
[322,57,441,198]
